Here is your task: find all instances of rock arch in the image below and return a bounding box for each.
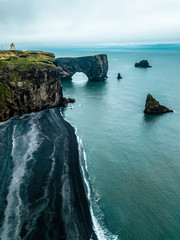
[56,54,108,81]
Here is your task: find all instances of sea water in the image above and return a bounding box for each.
[54,47,180,240]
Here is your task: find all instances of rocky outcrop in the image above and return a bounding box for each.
[0,50,65,122]
[117,73,122,79]
[57,54,108,81]
[135,60,152,68]
[67,98,75,103]
[144,94,173,114]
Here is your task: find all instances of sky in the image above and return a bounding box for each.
[0,0,180,47]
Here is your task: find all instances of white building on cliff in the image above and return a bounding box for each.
[10,43,16,50]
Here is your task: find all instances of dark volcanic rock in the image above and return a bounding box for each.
[57,54,108,81]
[0,50,65,122]
[67,98,75,103]
[135,60,152,68]
[144,94,173,114]
[63,97,76,105]
[117,73,122,79]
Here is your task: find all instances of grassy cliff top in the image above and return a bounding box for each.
[0,50,57,71]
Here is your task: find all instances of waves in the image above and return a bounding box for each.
[0,115,41,239]
[0,111,62,239]
[65,117,118,240]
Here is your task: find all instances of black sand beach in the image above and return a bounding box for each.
[0,108,97,240]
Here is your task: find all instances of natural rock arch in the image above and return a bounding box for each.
[56,54,108,81]
[71,72,88,83]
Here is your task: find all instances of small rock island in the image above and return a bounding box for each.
[144,94,173,114]
[117,73,122,79]
[135,60,152,68]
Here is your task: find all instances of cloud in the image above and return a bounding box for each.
[0,0,180,46]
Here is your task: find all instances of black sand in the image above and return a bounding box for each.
[0,108,97,240]
[62,117,97,240]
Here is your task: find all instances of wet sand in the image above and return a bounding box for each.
[0,108,97,240]
[62,117,97,240]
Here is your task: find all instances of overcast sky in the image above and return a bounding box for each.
[0,0,180,47]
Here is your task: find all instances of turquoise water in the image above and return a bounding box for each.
[53,48,180,240]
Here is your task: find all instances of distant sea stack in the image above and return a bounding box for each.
[135,60,152,68]
[0,50,66,122]
[57,54,108,81]
[117,73,122,79]
[144,94,173,114]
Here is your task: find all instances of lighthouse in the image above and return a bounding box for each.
[10,43,16,50]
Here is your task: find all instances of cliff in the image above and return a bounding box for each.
[57,54,108,81]
[0,52,109,122]
[0,51,64,122]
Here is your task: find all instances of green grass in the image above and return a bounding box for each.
[0,84,13,95]
[0,50,57,71]
[0,50,58,110]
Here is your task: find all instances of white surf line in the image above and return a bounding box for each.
[0,118,40,240]
[75,128,118,240]
[60,109,118,240]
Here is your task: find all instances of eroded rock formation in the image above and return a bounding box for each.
[0,50,65,121]
[135,60,152,68]
[144,94,173,114]
[57,54,108,81]
[117,73,122,79]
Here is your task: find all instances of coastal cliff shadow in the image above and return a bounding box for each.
[84,80,107,95]
[62,78,107,98]
[61,80,74,88]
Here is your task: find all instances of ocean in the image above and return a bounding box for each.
[1,47,180,240]
[57,47,180,240]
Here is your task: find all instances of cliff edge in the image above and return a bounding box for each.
[0,51,64,121]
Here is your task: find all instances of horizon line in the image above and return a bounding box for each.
[1,42,180,50]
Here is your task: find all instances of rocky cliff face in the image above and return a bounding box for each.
[0,51,65,122]
[57,54,108,81]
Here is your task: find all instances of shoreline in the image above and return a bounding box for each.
[61,113,97,239]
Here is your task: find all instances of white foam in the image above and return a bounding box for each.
[75,128,118,240]
[62,114,119,240]
[0,117,40,239]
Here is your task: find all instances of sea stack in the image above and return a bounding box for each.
[57,54,108,81]
[117,73,122,79]
[144,94,173,114]
[135,60,152,68]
